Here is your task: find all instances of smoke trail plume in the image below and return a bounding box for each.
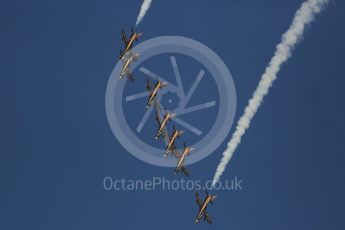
[212,0,330,187]
[135,0,153,26]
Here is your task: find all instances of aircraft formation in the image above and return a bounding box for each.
[146,78,194,176]
[119,27,142,81]
[117,28,216,224]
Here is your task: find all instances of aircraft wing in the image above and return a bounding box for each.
[155,111,162,125]
[195,193,203,208]
[146,79,152,91]
[172,150,181,158]
[121,30,129,45]
[182,166,190,177]
[161,128,169,141]
[204,213,212,224]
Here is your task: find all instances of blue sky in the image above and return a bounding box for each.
[0,0,344,229]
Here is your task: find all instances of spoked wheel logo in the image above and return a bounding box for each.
[105,36,237,167]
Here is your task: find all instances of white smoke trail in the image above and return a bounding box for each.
[212,0,330,187]
[135,0,153,26]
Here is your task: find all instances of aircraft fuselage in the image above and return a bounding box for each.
[156,114,172,139]
[165,131,179,153]
[197,196,212,220]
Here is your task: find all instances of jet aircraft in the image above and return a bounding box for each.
[155,112,175,140]
[195,191,216,224]
[119,51,140,81]
[120,27,143,59]
[146,80,167,109]
[165,126,184,156]
[174,143,193,176]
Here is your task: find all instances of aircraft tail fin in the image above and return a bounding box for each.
[204,214,212,224]
[174,166,188,176]
[133,53,140,61]
[128,73,135,82]
[181,166,190,177]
